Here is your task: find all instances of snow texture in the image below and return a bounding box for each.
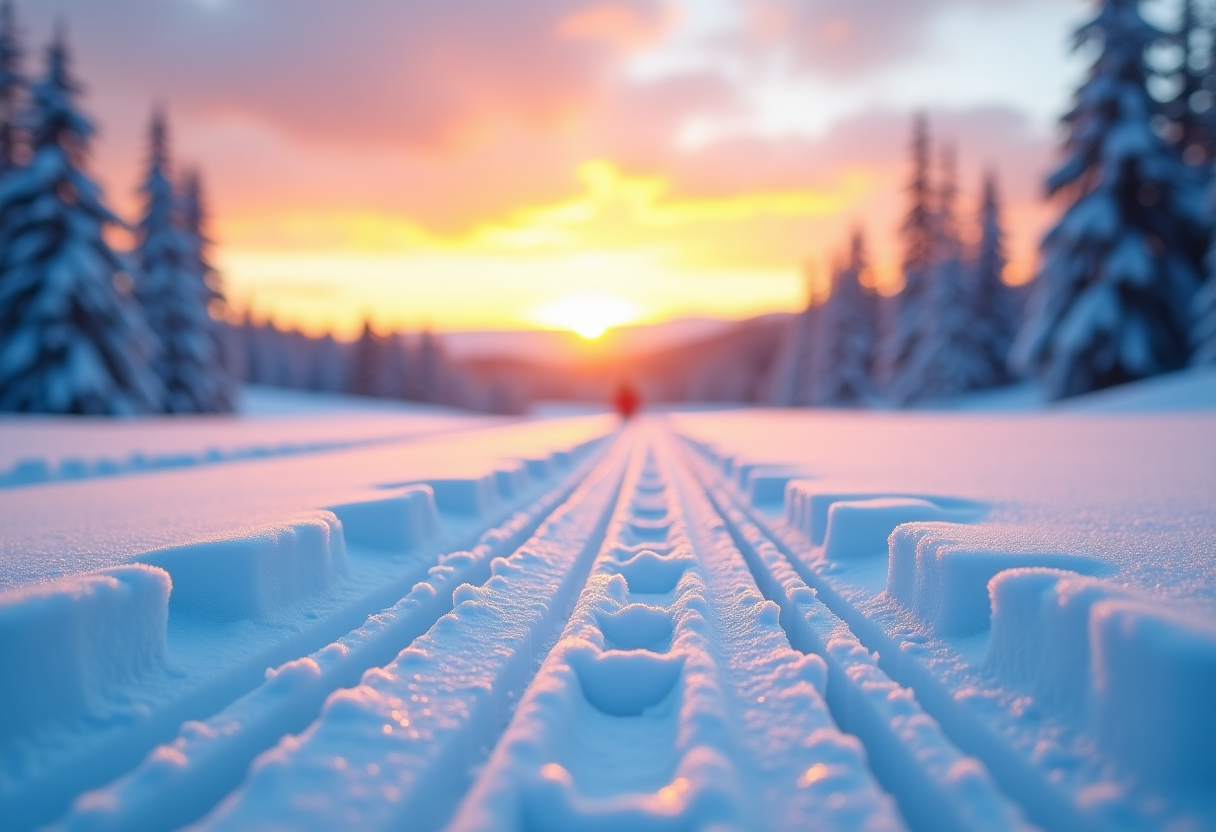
[0,565,170,749]
[326,487,440,553]
[53,438,607,832]
[0,404,1211,832]
[676,407,1216,831]
[0,417,612,831]
[139,512,347,622]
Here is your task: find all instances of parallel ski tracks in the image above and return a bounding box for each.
[50,434,622,832]
[452,426,903,832]
[50,418,1053,831]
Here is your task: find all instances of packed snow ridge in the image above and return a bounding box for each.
[0,409,1212,831]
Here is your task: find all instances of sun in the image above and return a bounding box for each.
[531,293,642,339]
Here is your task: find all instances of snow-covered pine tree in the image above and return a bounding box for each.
[380,332,410,398]
[877,113,935,403]
[766,268,818,406]
[179,167,236,410]
[1170,0,1208,165]
[348,321,386,397]
[0,31,160,414]
[0,0,22,175]
[809,229,877,406]
[409,329,445,404]
[136,109,230,413]
[1012,0,1207,398]
[974,171,1019,384]
[904,144,996,402]
[308,332,348,392]
[1194,164,1216,364]
[1194,262,1216,363]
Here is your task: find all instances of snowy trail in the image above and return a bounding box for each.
[2,426,612,832]
[452,427,903,832]
[676,425,1216,832]
[49,436,616,832]
[189,428,637,831]
[677,440,1032,832]
[12,413,1213,831]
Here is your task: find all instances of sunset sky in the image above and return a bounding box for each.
[25,0,1104,338]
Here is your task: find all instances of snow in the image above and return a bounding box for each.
[674,407,1216,830]
[139,512,347,621]
[0,564,170,748]
[1090,600,1216,792]
[326,487,440,553]
[237,384,475,416]
[0,398,1211,832]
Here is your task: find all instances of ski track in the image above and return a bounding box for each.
[675,429,1216,832]
[4,415,1211,831]
[451,427,901,832]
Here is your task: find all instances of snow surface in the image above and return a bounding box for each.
[237,384,477,416]
[674,407,1216,831]
[0,401,1212,832]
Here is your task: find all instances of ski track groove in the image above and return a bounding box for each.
[451,426,903,832]
[674,434,1035,832]
[188,427,638,831]
[668,432,1181,832]
[42,433,619,832]
[25,416,1152,831]
[743,507,1101,832]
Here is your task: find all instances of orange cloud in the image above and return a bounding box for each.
[557,2,674,51]
[215,159,876,261]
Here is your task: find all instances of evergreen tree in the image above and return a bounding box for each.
[239,316,271,385]
[0,31,160,414]
[974,171,1019,384]
[409,329,445,404]
[348,320,385,397]
[877,113,935,402]
[1194,266,1216,363]
[179,168,236,409]
[136,109,226,412]
[1013,0,1206,398]
[381,332,410,398]
[1170,0,1208,164]
[0,0,22,175]
[1202,1,1216,162]
[767,269,818,406]
[308,332,347,392]
[1195,166,1216,365]
[810,229,877,406]
[905,144,996,401]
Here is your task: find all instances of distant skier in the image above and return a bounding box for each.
[613,382,639,419]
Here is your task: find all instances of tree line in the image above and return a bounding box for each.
[0,4,492,416]
[773,0,1216,407]
[235,320,519,412]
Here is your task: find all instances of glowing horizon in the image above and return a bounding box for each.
[20,0,1088,338]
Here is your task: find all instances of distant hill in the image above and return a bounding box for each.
[440,317,736,368]
[459,313,793,407]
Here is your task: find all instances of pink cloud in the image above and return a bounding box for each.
[24,0,668,153]
[739,0,1041,77]
[557,1,675,52]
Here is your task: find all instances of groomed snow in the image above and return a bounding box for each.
[673,406,1215,831]
[0,400,1211,832]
